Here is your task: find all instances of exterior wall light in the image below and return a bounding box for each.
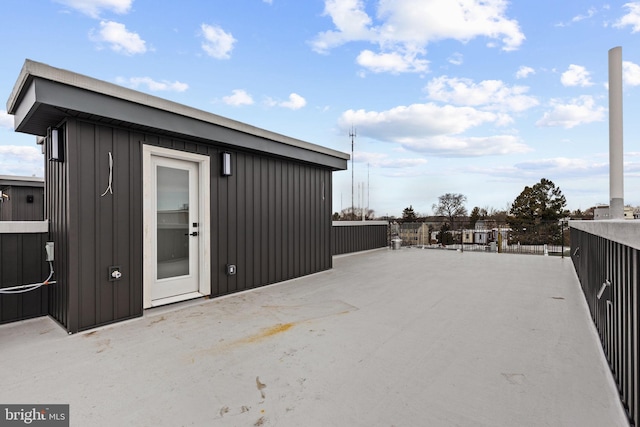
[49,128,63,161]
[221,152,232,176]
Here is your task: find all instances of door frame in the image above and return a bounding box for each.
[142,145,211,308]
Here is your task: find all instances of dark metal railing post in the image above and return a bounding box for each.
[570,226,638,425]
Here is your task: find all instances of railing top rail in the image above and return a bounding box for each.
[570,220,640,250]
[0,221,48,234]
[332,221,388,226]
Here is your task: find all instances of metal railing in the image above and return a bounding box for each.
[396,221,570,257]
[571,222,638,426]
[332,221,389,255]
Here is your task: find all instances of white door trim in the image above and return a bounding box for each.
[142,145,211,309]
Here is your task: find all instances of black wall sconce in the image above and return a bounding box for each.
[221,152,232,176]
[49,128,64,162]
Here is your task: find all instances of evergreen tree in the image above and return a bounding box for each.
[402,205,417,222]
[469,206,481,229]
[508,178,568,244]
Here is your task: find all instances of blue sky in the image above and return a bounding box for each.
[2,0,640,217]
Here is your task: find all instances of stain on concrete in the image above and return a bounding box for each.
[149,316,166,325]
[501,373,526,385]
[256,376,267,399]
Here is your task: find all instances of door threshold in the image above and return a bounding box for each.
[150,291,204,307]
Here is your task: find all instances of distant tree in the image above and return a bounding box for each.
[338,207,375,220]
[437,223,454,245]
[582,207,596,220]
[402,205,417,222]
[485,206,508,225]
[332,212,341,221]
[508,178,569,244]
[433,193,467,230]
[469,206,482,229]
[570,209,585,220]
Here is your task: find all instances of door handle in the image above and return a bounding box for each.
[185,232,198,236]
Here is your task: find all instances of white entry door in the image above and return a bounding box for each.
[143,146,210,308]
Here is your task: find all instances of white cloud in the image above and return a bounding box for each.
[265,93,307,110]
[515,66,535,79]
[341,103,497,137]
[623,61,640,86]
[448,52,463,66]
[614,2,640,32]
[280,93,307,110]
[311,0,523,74]
[200,24,236,59]
[339,103,531,157]
[0,145,44,176]
[536,95,605,129]
[116,76,188,92]
[514,158,607,175]
[223,89,254,106]
[0,110,13,129]
[356,50,428,73]
[470,157,608,180]
[572,7,597,23]
[54,0,132,18]
[399,134,530,157]
[556,6,602,27]
[311,0,374,54]
[376,0,524,50]
[355,151,428,168]
[560,64,593,87]
[90,21,147,55]
[425,76,539,113]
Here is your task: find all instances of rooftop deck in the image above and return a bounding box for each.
[0,248,629,426]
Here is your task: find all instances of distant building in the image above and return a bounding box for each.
[6,59,348,333]
[398,222,430,246]
[0,175,44,221]
[594,205,635,220]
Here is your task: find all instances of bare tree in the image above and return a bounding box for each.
[432,193,468,230]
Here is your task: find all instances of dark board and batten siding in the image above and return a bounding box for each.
[0,232,49,323]
[48,118,333,333]
[46,119,143,332]
[0,186,44,221]
[147,133,333,297]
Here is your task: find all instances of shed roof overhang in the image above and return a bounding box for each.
[7,60,349,171]
[0,175,44,188]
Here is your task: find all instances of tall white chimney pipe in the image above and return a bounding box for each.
[609,46,624,219]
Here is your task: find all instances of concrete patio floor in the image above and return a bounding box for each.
[0,248,630,426]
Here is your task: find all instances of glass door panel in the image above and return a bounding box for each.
[156,166,190,280]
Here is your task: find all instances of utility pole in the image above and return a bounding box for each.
[349,126,356,219]
[367,162,370,219]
